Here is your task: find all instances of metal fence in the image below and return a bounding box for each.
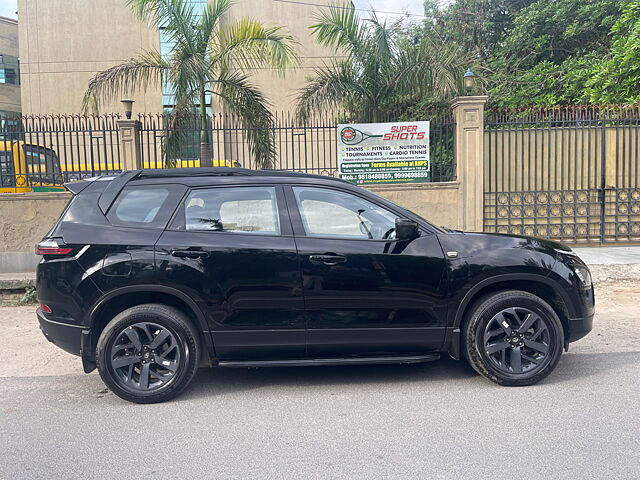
[484,105,640,244]
[0,109,456,191]
[138,108,456,180]
[0,114,122,190]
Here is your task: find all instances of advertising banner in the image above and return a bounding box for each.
[337,121,430,184]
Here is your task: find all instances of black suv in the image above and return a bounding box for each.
[36,168,594,403]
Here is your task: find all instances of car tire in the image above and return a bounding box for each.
[463,290,564,386]
[96,303,201,403]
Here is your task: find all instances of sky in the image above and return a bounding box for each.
[352,0,424,18]
[0,0,16,19]
[0,0,426,21]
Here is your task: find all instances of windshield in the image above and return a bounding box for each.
[23,144,62,184]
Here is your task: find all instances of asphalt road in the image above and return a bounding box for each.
[1,282,639,479]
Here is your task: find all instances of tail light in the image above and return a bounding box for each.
[36,239,73,256]
[39,304,52,313]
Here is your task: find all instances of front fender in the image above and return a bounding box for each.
[452,272,576,329]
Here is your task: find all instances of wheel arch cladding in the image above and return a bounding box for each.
[454,275,572,346]
[88,286,214,363]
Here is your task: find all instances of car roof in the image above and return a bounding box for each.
[133,167,352,186]
[78,168,355,214]
[66,167,442,234]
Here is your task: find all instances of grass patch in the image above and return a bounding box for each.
[19,287,38,306]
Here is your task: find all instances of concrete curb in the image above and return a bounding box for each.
[0,274,36,291]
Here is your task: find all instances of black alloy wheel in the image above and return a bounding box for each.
[109,322,182,392]
[97,304,201,403]
[464,290,564,386]
[481,307,551,375]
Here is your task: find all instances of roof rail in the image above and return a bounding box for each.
[137,167,251,178]
[135,167,352,183]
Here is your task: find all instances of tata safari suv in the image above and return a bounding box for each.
[36,168,594,403]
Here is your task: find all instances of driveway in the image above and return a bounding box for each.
[1,281,638,479]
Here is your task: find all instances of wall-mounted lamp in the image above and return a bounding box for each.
[463,69,476,96]
[121,99,135,119]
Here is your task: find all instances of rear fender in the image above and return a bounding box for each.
[86,285,215,364]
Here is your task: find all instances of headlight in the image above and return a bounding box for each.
[572,264,592,288]
[554,247,578,257]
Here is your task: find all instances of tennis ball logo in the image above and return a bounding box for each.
[341,127,356,142]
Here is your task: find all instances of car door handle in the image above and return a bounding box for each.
[309,254,347,265]
[170,249,210,259]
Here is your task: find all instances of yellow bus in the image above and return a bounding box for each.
[0,140,66,193]
[0,139,236,193]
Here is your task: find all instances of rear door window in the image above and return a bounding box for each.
[107,184,186,228]
[179,186,281,235]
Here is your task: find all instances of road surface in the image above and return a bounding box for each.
[1,281,638,479]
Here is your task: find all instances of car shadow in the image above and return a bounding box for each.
[178,356,479,401]
[178,350,640,401]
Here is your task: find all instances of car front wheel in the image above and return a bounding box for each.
[464,290,564,386]
[96,304,201,403]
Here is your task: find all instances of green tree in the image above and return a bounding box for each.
[485,0,620,106]
[296,3,467,122]
[83,0,297,168]
[418,0,639,107]
[422,0,534,63]
[586,1,640,104]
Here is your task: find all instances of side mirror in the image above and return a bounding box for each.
[395,218,419,241]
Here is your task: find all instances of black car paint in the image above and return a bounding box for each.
[283,185,448,357]
[36,170,595,372]
[155,230,306,360]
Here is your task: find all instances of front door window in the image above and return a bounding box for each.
[292,186,397,240]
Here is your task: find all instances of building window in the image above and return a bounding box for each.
[0,54,20,85]
[0,110,21,141]
[159,1,209,108]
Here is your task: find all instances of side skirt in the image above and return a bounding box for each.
[217,354,440,368]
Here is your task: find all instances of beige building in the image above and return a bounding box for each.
[0,15,20,116]
[18,0,339,115]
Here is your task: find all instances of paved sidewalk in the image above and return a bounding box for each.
[573,246,640,265]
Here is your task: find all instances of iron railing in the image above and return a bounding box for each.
[137,108,456,181]
[0,114,122,190]
[484,105,640,244]
[0,109,456,190]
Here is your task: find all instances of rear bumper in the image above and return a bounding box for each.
[567,313,594,343]
[37,309,84,356]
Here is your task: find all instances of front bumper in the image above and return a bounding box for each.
[567,313,594,343]
[37,308,84,356]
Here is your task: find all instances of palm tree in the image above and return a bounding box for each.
[83,0,298,168]
[296,3,466,122]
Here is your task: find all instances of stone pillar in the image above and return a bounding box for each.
[117,120,142,170]
[451,96,488,232]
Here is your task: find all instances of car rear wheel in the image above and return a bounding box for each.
[463,290,564,386]
[96,304,200,403]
